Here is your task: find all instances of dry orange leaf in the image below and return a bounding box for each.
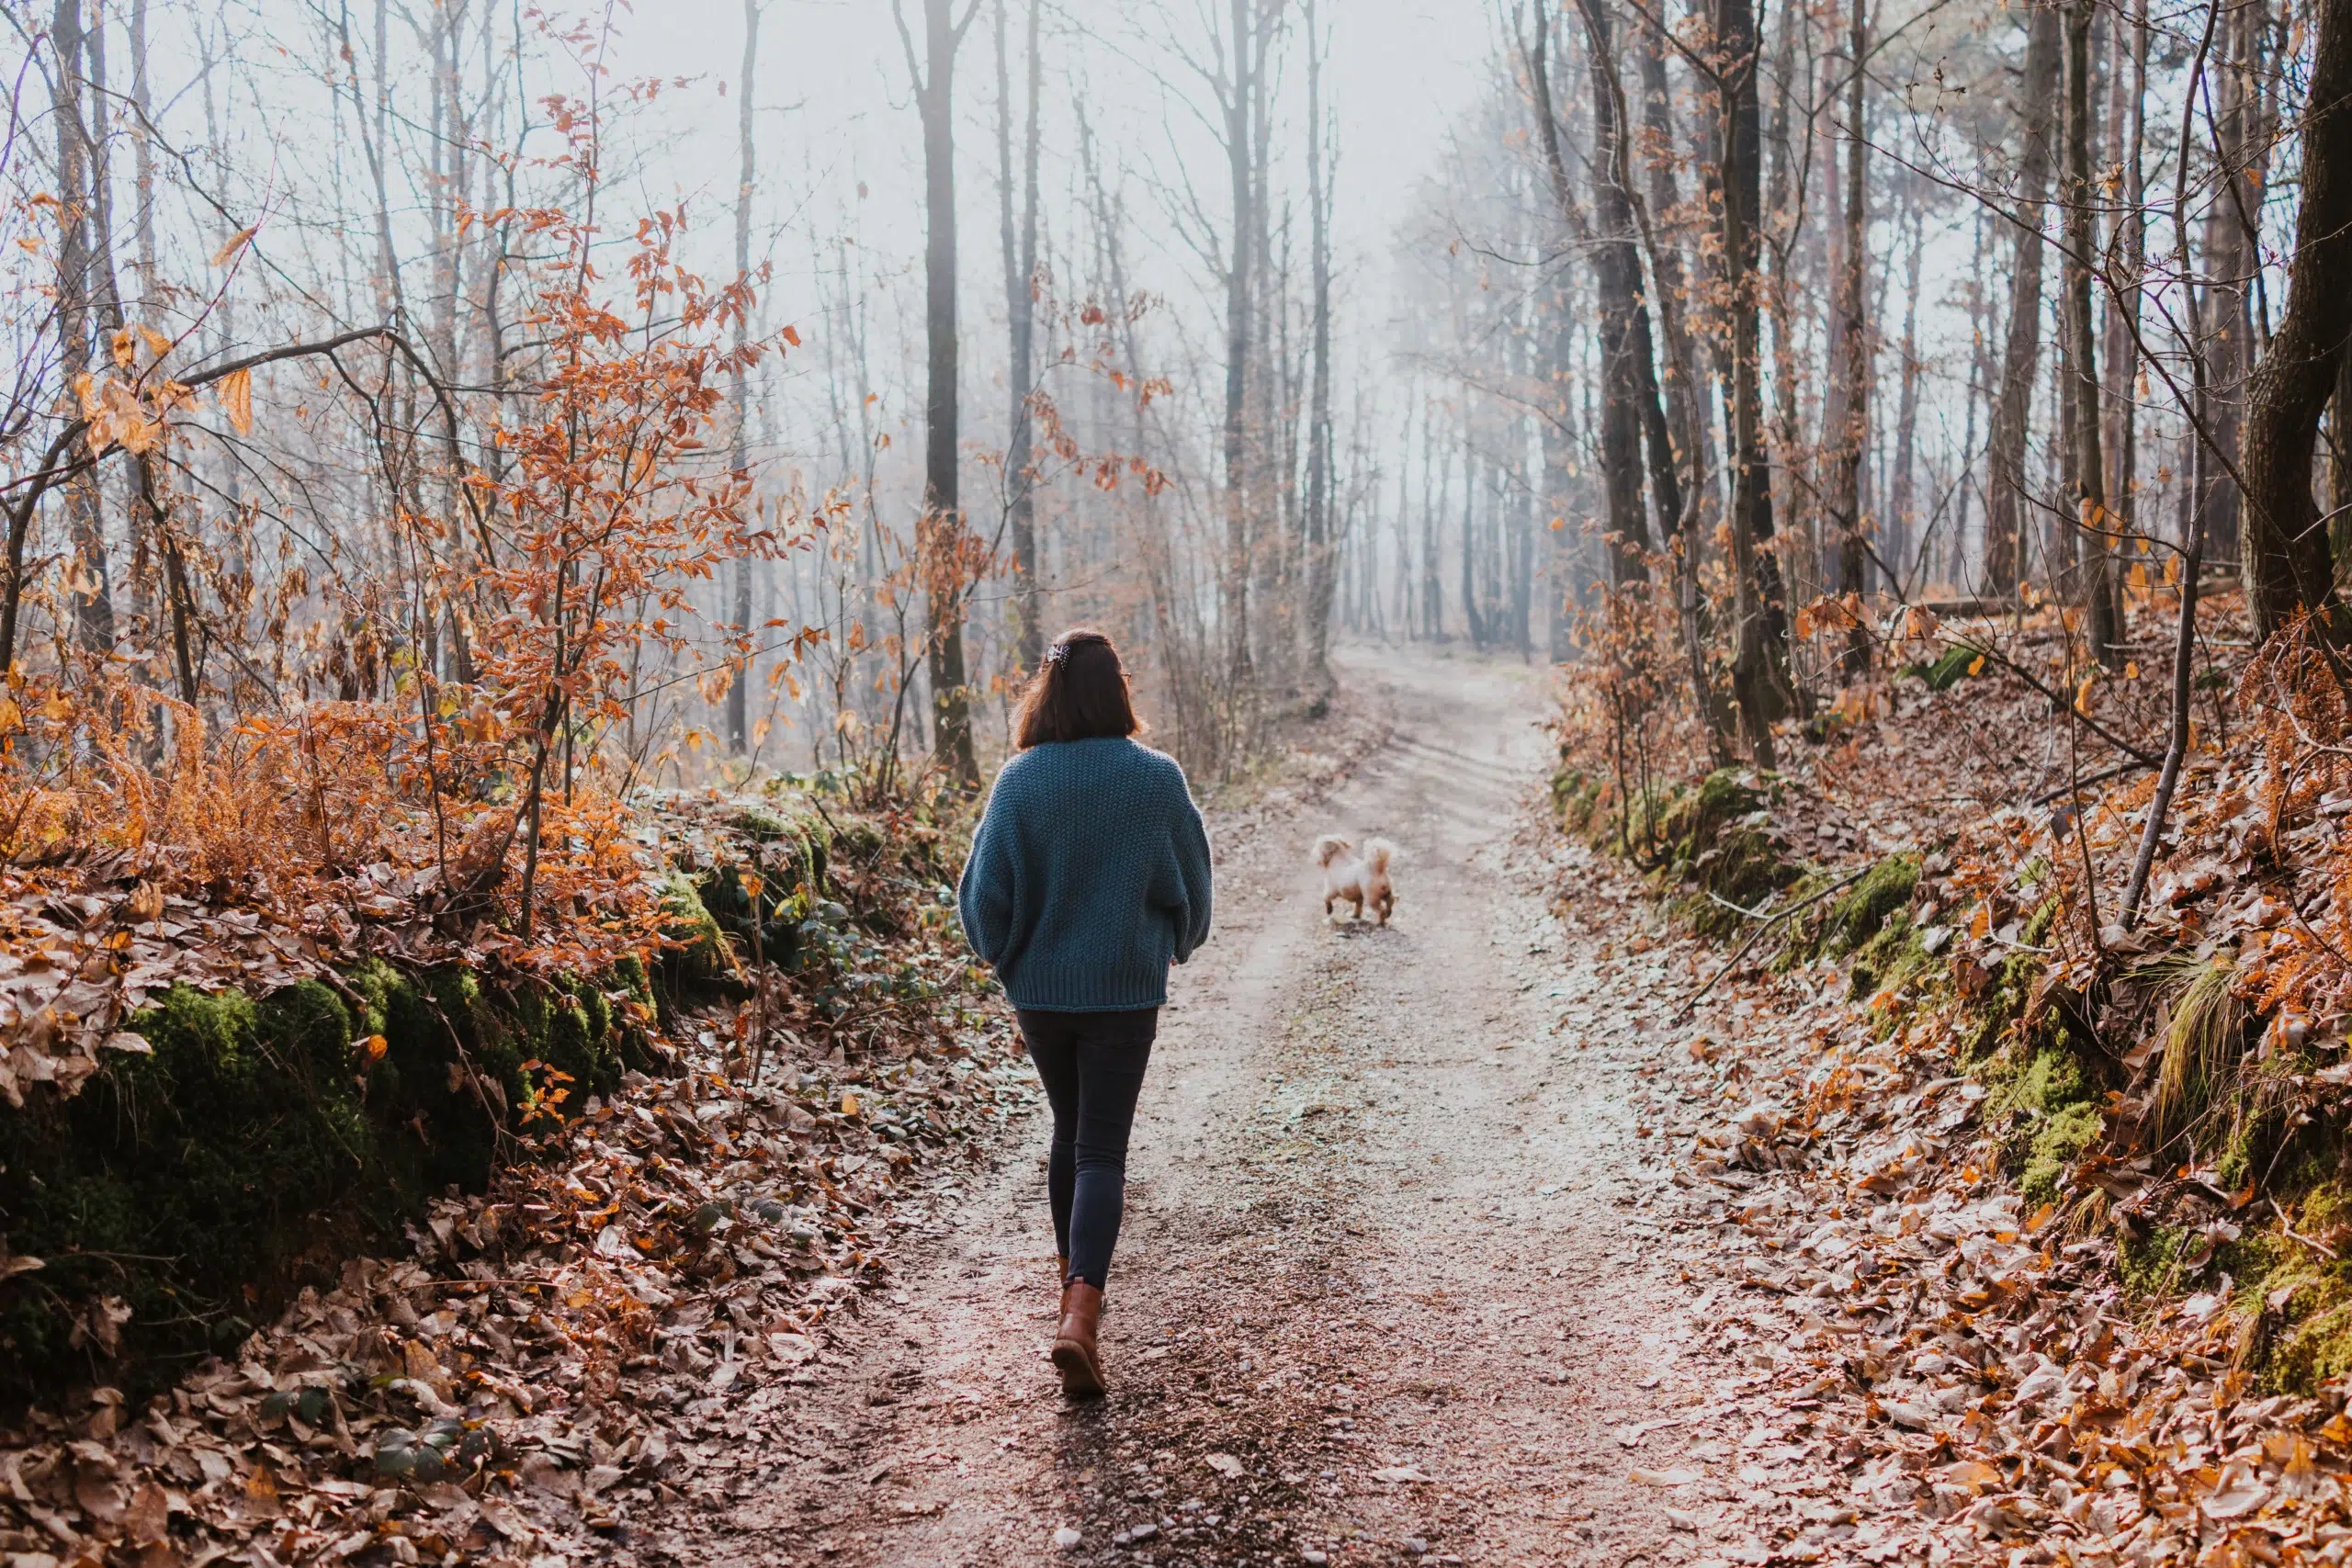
[216,367,254,435]
[211,224,258,266]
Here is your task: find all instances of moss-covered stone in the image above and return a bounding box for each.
[0,980,387,1391]
[660,869,731,987]
[1641,771,1804,939]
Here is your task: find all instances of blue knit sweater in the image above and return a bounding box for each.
[956,737,1214,1011]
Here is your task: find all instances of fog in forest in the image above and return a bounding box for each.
[0,0,2318,784]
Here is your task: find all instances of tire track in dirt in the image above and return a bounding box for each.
[653,647,1745,1568]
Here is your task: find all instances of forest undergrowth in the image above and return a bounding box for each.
[0,674,1051,1567]
[1556,587,2352,1563]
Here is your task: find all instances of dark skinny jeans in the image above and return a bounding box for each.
[1016,1007,1158,1290]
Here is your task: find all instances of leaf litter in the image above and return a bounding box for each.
[1547,614,2352,1565]
[0,786,1040,1568]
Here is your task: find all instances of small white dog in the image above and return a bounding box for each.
[1314,834,1397,926]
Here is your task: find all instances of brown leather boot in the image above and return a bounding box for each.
[1051,1280,1105,1398]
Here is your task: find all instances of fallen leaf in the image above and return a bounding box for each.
[1632,1467,1704,1486]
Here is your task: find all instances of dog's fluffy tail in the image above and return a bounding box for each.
[1313,833,1352,867]
[1363,837,1397,873]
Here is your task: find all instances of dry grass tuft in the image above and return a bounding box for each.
[2151,958,2242,1151]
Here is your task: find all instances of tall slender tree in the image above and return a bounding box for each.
[1984,2,2064,595]
[2063,0,2120,663]
[1824,0,1871,675]
[1215,0,1267,685]
[1301,0,1339,692]
[726,0,762,753]
[1709,0,1792,763]
[894,0,982,786]
[995,0,1043,674]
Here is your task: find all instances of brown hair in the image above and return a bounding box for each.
[1014,628,1141,749]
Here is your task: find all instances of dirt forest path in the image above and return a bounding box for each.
[662,647,1749,1568]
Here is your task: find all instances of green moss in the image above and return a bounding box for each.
[1645,771,1804,939]
[1975,1033,2105,1202]
[2020,894,2058,945]
[2022,1102,2104,1204]
[1653,769,1770,854]
[0,954,653,1401]
[1847,911,1951,1015]
[0,980,385,1390]
[660,869,730,985]
[1826,856,1919,953]
[2120,1225,2195,1297]
[2007,1046,2087,1115]
[1551,769,1603,833]
[698,863,810,970]
[2274,1299,2352,1392]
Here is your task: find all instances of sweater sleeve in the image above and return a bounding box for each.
[1168,777,1215,964]
[956,779,1018,967]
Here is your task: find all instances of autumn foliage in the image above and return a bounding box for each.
[0,107,817,1103]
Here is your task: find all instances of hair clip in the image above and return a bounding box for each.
[1044,643,1070,668]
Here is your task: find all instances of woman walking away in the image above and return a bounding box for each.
[957,629,1214,1398]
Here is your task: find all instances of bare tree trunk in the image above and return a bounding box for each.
[1460,430,1487,649]
[1825,0,1871,676]
[995,0,1044,673]
[1577,0,1682,561]
[2205,0,2280,578]
[2241,0,2352,639]
[1301,0,1338,691]
[1984,1,2064,595]
[1219,0,1259,685]
[52,0,112,655]
[130,0,155,318]
[1423,410,1444,640]
[1888,205,1925,592]
[1761,0,1797,551]
[2104,0,2149,588]
[1954,205,1991,586]
[895,0,980,786]
[2123,14,2222,927]
[2062,0,2122,665]
[1634,19,1714,527]
[727,0,762,754]
[1713,0,1791,764]
[1542,283,1578,660]
[1530,3,1644,588]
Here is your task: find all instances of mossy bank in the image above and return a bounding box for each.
[0,784,970,1404]
[0,961,655,1399]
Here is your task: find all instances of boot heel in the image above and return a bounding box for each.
[1052,1280,1106,1399]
